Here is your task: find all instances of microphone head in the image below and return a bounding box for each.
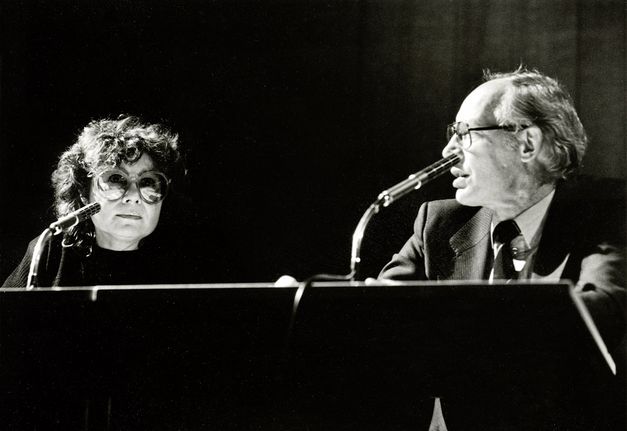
[77,202,101,221]
[49,202,102,233]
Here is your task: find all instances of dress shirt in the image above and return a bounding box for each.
[489,189,556,281]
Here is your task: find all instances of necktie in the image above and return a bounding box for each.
[492,220,521,281]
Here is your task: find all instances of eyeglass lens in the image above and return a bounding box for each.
[96,169,169,204]
[446,122,471,148]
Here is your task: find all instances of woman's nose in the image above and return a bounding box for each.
[123,181,141,203]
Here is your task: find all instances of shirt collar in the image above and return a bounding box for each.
[491,188,556,248]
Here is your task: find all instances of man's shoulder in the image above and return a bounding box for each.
[556,175,625,204]
[553,176,625,224]
[424,198,483,220]
[551,175,625,242]
[420,198,485,233]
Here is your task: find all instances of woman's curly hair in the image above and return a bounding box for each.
[51,115,182,252]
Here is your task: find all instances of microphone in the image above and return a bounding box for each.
[272,153,462,294]
[350,152,461,279]
[49,202,101,234]
[377,152,461,207]
[26,202,101,288]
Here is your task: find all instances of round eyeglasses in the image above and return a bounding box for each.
[446,121,525,149]
[95,168,170,204]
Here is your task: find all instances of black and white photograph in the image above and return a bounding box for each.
[0,0,624,429]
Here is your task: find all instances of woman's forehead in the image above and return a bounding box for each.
[117,153,156,173]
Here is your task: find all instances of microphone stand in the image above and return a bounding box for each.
[286,153,462,349]
[26,202,101,289]
[26,228,54,289]
[349,152,461,280]
[285,153,462,354]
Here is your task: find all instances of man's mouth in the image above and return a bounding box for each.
[451,167,469,178]
[450,167,469,188]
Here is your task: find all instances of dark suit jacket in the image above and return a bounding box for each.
[380,177,626,348]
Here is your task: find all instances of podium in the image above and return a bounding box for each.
[0,282,620,430]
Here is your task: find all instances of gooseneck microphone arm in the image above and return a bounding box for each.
[287,153,461,341]
[26,202,101,289]
[349,152,461,279]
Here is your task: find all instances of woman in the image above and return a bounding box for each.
[3,115,186,287]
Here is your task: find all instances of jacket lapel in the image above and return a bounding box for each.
[533,184,581,280]
[445,207,493,280]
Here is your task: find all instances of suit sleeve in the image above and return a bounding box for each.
[378,202,429,280]
[574,242,625,349]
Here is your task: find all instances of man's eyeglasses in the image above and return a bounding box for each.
[95,169,170,204]
[446,121,526,149]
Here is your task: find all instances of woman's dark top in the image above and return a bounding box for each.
[2,234,187,287]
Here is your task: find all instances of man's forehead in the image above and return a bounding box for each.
[455,78,510,125]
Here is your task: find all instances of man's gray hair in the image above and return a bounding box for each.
[484,67,587,180]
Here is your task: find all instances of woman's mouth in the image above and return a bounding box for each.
[116,214,142,219]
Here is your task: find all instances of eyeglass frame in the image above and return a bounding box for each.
[93,168,171,204]
[446,121,528,149]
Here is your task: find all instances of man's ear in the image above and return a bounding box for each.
[519,125,543,163]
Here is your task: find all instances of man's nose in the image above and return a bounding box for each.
[442,136,460,158]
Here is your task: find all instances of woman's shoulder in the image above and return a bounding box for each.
[2,234,67,288]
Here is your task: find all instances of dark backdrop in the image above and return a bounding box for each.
[1,0,625,282]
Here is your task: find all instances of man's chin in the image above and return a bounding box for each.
[455,189,480,207]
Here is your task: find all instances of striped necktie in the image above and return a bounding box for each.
[491,220,521,281]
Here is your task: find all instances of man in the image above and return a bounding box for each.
[379,68,625,429]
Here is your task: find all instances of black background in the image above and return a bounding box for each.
[1,0,625,282]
